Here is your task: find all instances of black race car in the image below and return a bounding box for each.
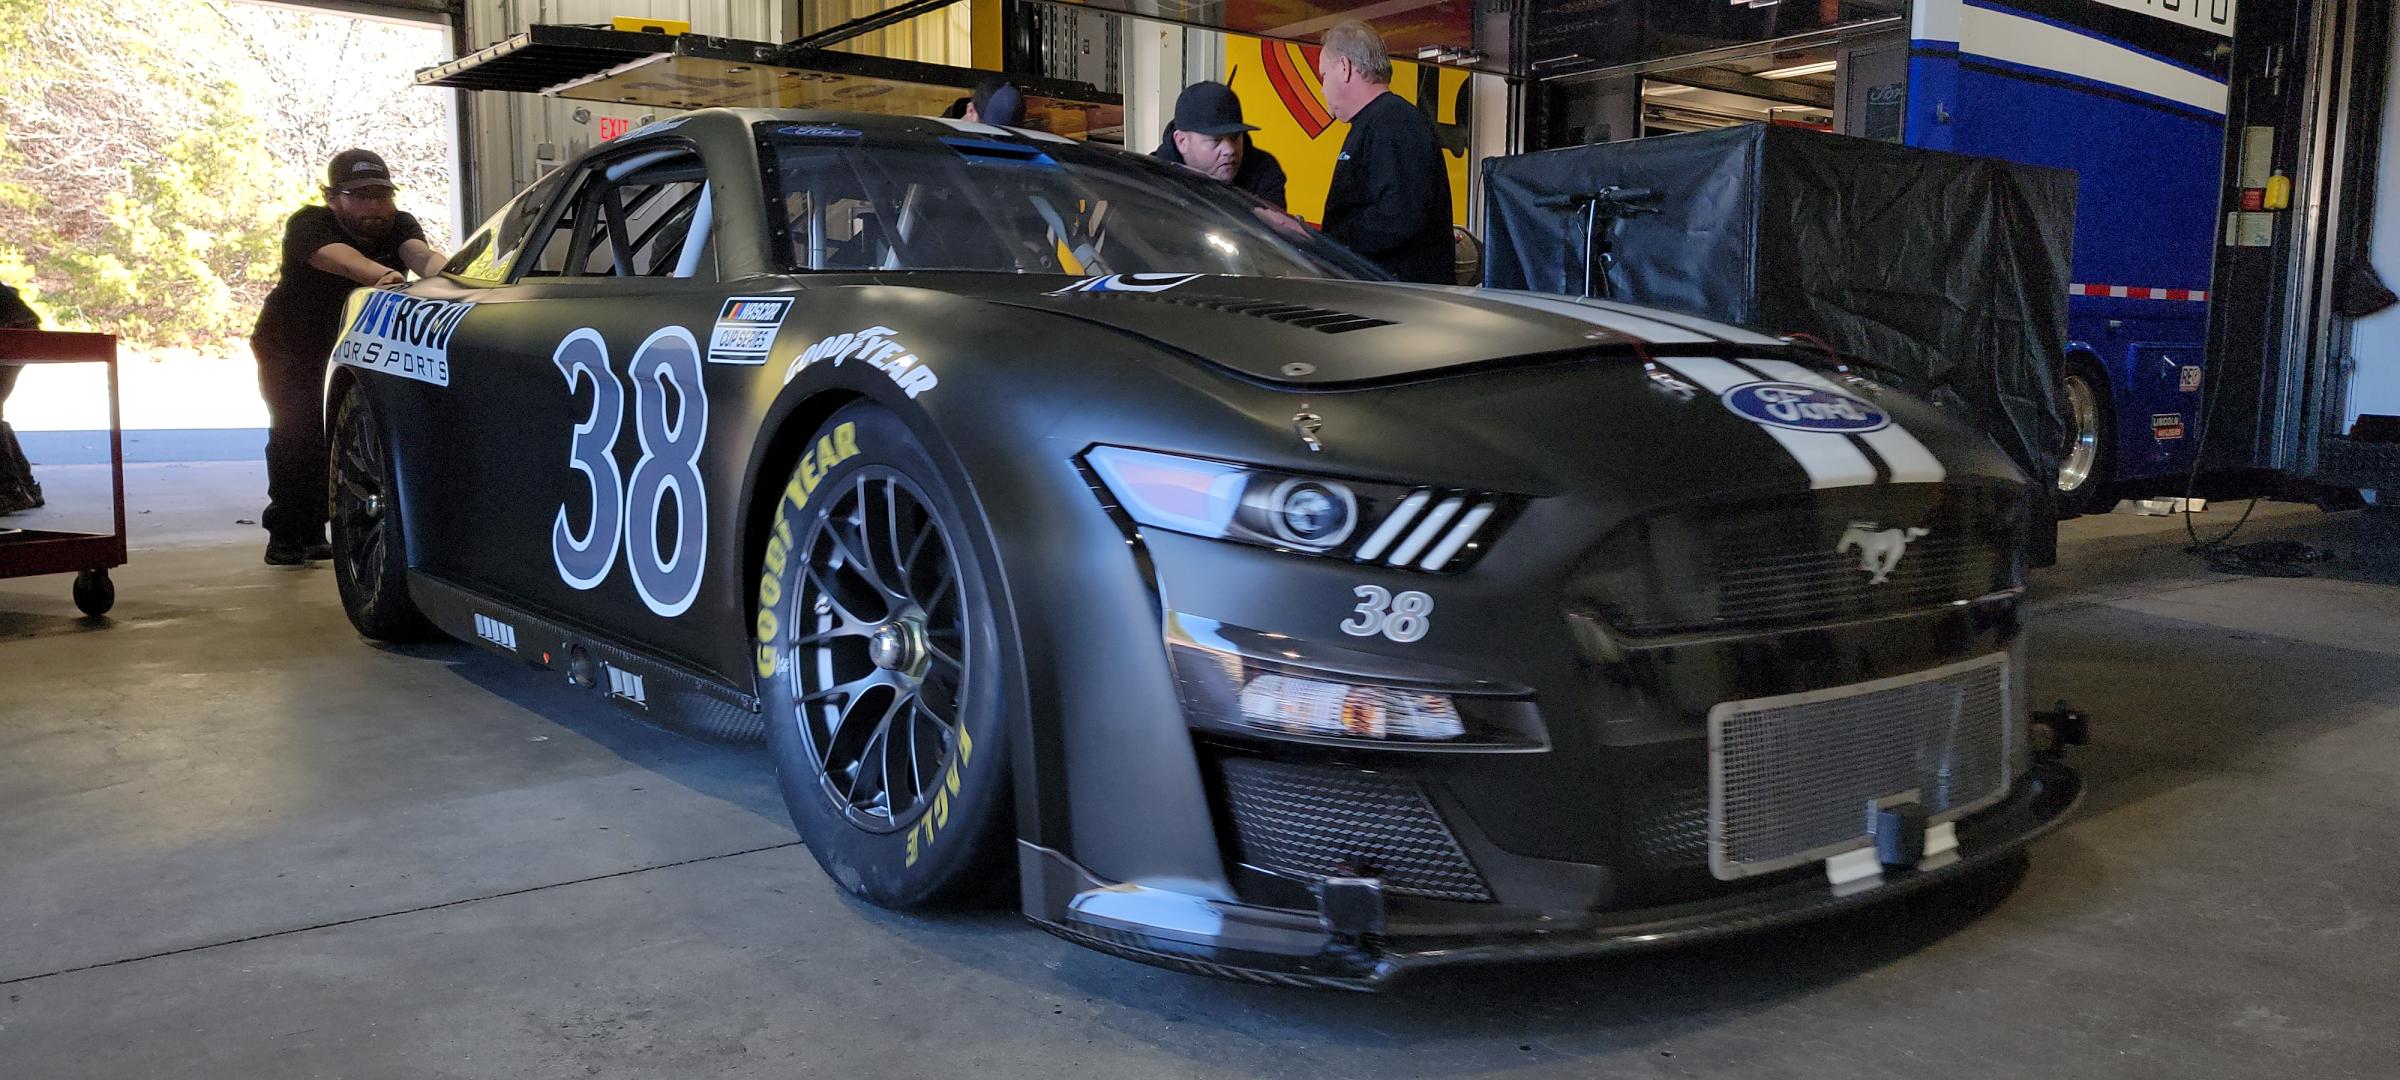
[326,108,2081,988]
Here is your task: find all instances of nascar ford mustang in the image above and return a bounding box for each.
[327,108,2081,987]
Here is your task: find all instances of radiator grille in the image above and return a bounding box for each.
[1575,485,2021,637]
[1218,758,1492,902]
[1628,768,1712,872]
[1709,654,2013,879]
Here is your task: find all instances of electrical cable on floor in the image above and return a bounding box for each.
[2175,336,2329,575]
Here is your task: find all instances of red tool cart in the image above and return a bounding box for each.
[0,328,125,616]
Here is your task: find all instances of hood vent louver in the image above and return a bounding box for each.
[1079,291,1394,335]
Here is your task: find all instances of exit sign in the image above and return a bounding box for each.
[597,117,632,141]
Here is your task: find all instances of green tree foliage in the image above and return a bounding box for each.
[0,0,448,348]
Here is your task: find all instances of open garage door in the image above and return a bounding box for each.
[418,23,1123,141]
[247,0,453,26]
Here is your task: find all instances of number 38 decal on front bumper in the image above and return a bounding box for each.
[1342,585,1433,643]
[550,326,712,617]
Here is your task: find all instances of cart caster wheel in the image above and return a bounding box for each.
[73,569,115,617]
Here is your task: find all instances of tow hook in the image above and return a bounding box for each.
[2031,701,2091,761]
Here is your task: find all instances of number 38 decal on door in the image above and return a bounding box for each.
[549,326,711,617]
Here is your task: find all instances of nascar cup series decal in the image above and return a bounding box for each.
[333,292,475,386]
[1719,381,1890,434]
[782,325,938,398]
[1052,273,1204,295]
[705,296,793,365]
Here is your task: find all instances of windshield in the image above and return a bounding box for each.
[761,126,1384,281]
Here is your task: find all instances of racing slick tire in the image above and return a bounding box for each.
[329,381,442,643]
[2056,356,2117,517]
[755,403,1015,909]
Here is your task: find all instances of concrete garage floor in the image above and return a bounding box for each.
[3,462,2397,1079]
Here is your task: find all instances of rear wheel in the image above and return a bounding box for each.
[755,404,1014,908]
[2057,358,2117,516]
[330,382,440,642]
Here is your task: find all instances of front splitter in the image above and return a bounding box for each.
[1023,760,2084,989]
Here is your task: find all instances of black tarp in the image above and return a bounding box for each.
[1483,124,2075,555]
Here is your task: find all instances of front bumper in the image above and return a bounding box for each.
[1022,758,2081,989]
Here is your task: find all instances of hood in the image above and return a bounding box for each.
[979,274,1788,386]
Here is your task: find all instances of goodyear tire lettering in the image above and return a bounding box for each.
[757,422,864,680]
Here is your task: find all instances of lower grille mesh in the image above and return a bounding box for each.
[1711,654,2013,879]
[1219,758,1492,902]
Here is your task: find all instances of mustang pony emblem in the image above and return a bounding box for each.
[1837,522,1929,585]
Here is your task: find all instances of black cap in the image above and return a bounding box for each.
[971,78,1025,128]
[327,149,396,195]
[1173,82,1257,137]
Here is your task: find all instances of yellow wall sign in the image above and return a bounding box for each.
[610,16,690,35]
[1223,36,1472,227]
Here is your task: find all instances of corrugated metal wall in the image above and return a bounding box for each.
[800,0,974,66]
[453,0,800,224]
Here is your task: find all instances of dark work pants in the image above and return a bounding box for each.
[0,363,30,489]
[252,333,330,544]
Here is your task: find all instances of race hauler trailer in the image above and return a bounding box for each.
[2198,0,2400,507]
[1884,0,2237,512]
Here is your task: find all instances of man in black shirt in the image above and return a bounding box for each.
[0,281,42,515]
[251,149,444,565]
[1315,21,1454,284]
[1152,81,1289,209]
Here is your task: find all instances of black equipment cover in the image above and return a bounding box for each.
[1482,125,2075,552]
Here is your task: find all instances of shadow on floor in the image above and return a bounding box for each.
[385,637,790,828]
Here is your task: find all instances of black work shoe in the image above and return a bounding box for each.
[303,542,334,561]
[0,479,38,515]
[265,538,309,566]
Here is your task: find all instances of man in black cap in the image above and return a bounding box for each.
[249,149,444,566]
[965,77,1025,128]
[1152,81,1287,208]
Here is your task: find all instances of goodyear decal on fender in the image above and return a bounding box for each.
[332,291,474,387]
[706,295,793,365]
[782,325,938,398]
[755,421,862,678]
[2152,413,2187,440]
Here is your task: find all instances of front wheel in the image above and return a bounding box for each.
[330,382,441,642]
[2056,359,2117,516]
[754,404,1015,908]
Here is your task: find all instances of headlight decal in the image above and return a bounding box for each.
[1083,445,1511,572]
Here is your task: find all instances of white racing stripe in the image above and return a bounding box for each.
[1655,357,1879,489]
[1579,298,1787,346]
[1385,284,1715,344]
[1745,359,1947,484]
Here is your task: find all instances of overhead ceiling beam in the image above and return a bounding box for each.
[1549,16,1903,84]
[1645,66,1833,109]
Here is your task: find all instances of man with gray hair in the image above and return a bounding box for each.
[1315,20,1454,283]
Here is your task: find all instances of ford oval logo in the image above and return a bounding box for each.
[1720,381,1890,433]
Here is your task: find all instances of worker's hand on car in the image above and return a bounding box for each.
[1254,206,1313,242]
[374,270,407,289]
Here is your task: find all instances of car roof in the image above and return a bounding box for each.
[652,106,1107,152]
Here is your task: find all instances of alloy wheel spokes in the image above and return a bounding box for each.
[788,466,970,831]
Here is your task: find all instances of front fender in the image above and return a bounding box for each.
[735,288,1251,897]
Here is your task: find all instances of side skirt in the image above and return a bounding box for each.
[407,570,765,742]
